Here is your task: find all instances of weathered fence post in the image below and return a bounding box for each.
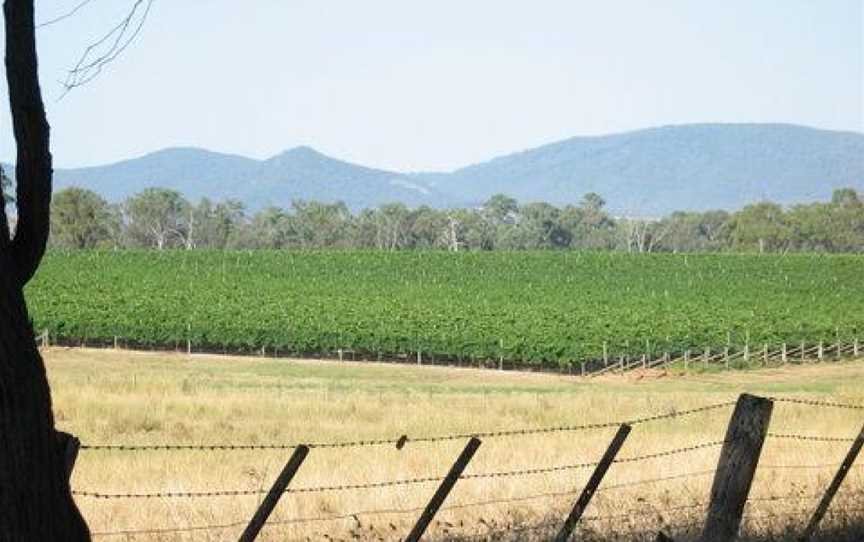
[554,425,632,541]
[762,343,768,367]
[603,342,608,367]
[417,350,422,365]
[818,340,824,362]
[700,394,773,542]
[801,341,806,363]
[782,343,787,364]
[724,347,730,371]
[580,362,586,377]
[56,431,80,482]
[619,355,624,374]
[743,343,749,363]
[684,350,690,370]
[642,354,646,370]
[854,338,860,357]
[406,437,481,542]
[799,423,864,542]
[238,445,310,542]
[704,347,710,369]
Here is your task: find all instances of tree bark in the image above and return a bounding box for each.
[0,1,90,539]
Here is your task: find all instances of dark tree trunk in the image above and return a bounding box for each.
[0,1,90,539]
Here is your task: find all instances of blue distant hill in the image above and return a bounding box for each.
[46,123,863,215]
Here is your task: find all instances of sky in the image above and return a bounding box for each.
[0,0,862,172]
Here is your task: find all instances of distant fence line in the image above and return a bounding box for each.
[35,328,863,377]
[65,395,864,542]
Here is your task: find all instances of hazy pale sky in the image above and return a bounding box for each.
[1,0,862,171]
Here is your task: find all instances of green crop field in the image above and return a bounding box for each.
[26,250,864,368]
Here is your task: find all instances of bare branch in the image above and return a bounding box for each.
[60,0,154,94]
[36,0,95,29]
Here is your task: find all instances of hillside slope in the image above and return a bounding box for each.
[44,123,864,214]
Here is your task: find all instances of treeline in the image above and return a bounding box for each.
[31,186,864,253]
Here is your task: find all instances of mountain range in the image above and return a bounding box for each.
[43,123,864,216]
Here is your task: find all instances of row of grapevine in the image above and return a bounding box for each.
[26,250,864,368]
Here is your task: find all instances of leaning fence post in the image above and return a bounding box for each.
[700,394,773,542]
[799,423,864,542]
[406,437,482,542]
[238,445,310,542]
[554,424,632,541]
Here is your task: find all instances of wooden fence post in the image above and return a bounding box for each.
[406,437,481,542]
[704,347,710,369]
[603,342,608,367]
[684,350,690,370]
[762,343,768,367]
[580,362,586,377]
[782,343,787,364]
[818,341,824,362]
[641,354,646,370]
[799,423,864,542]
[743,343,749,363]
[417,350,422,365]
[724,347,730,371]
[854,338,860,357]
[801,341,806,363]
[619,355,624,374]
[238,445,310,542]
[554,425,632,541]
[56,431,80,482]
[700,394,773,542]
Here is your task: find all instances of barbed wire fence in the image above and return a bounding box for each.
[63,394,864,541]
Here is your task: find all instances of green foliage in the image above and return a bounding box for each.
[26,251,864,368]
[1,165,13,206]
[50,187,109,248]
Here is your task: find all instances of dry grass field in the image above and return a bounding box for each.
[46,347,864,541]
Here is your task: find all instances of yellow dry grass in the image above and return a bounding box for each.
[45,347,864,541]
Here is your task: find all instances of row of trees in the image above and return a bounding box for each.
[36,186,864,253]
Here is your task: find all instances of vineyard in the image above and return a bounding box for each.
[27,250,864,369]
